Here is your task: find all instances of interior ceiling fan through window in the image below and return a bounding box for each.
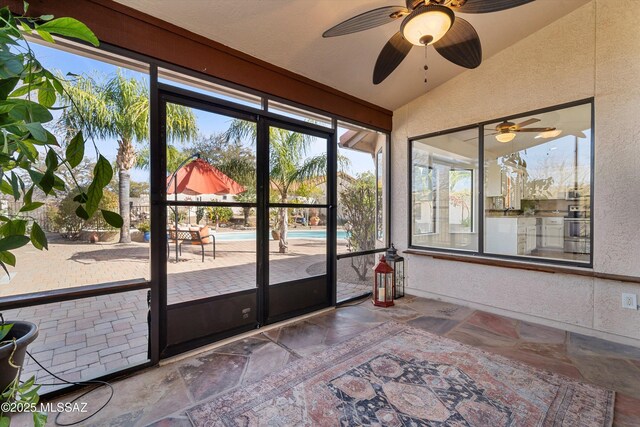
[323,0,535,85]
[462,118,559,143]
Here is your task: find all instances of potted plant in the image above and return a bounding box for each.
[0,4,118,425]
[137,221,151,242]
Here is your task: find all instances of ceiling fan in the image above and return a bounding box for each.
[491,118,557,143]
[323,0,534,84]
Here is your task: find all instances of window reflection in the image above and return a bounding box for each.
[411,128,479,251]
[484,103,592,263]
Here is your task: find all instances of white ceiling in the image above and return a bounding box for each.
[114,0,588,111]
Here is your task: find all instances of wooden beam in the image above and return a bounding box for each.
[8,0,392,131]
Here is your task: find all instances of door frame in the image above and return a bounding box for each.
[153,86,337,357]
[259,117,337,325]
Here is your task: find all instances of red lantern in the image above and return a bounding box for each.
[373,255,394,307]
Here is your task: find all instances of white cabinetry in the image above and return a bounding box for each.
[541,217,564,249]
[517,218,536,255]
[486,161,503,197]
[486,217,536,256]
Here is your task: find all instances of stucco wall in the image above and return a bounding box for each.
[391,0,640,345]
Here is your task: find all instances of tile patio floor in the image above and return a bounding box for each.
[21,296,640,427]
[2,237,370,393]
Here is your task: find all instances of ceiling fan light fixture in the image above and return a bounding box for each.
[535,129,562,139]
[400,5,455,46]
[496,132,516,143]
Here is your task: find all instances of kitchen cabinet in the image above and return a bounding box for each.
[485,160,524,209]
[486,161,503,197]
[486,217,536,255]
[541,217,564,249]
[517,218,536,254]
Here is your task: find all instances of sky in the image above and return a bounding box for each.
[29,41,376,184]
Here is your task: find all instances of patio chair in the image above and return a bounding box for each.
[180,225,216,262]
[167,226,182,259]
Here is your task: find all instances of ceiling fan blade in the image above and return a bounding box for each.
[515,118,540,128]
[454,0,534,14]
[433,17,481,69]
[517,127,556,132]
[466,130,499,141]
[373,32,413,85]
[323,6,409,38]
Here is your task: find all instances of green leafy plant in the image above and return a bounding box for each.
[51,189,119,238]
[339,172,376,280]
[0,4,122,425]
[206,206,233,226]
[136,220,150,233]
[0,335,45,426]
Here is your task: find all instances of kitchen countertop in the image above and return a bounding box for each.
[485,210,566,218]
[485,215,565,217]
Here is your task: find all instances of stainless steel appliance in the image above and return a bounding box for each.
[564,205,590,254]
[564,187,589,200]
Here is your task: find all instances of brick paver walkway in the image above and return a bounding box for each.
[3,233,370,393]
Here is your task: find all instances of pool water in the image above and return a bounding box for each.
[215,229,347,241]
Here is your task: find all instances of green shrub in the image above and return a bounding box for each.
[206,206,233,224]
[52,189,119,238]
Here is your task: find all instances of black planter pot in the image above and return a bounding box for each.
[0,321,38,393]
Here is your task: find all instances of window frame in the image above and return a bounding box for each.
[407,98,595,269]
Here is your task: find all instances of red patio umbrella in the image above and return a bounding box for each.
[167,158,245,196]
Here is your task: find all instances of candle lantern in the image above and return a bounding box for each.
[386,244,405,299]
[373,255,394,307]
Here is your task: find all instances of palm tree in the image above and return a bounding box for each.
[225,121,346,253]
[58,70,197,242]
[136,144,191,175]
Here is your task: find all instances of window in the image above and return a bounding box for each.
[409,100,593,266]
[158,67,262,108]
[268,100,332,128]
[336,122,389,302]
[3,37,152,391]
[484,102,592,264]
[410,128,479,251]
[6,39,152,295]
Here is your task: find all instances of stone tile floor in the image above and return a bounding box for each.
[24,296,640,427]
[3,238,370,395]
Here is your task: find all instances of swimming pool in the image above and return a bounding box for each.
[215,229,348,241]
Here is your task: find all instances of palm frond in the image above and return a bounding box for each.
[223,120,256,144]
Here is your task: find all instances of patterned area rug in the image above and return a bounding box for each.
[187,322,614,426]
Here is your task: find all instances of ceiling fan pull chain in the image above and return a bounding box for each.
[424,47,429,84]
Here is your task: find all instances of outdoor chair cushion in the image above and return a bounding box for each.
[188,226,211,244]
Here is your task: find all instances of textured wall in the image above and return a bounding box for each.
[391,1,640,345]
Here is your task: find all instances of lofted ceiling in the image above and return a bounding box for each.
[114,0,588,111]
